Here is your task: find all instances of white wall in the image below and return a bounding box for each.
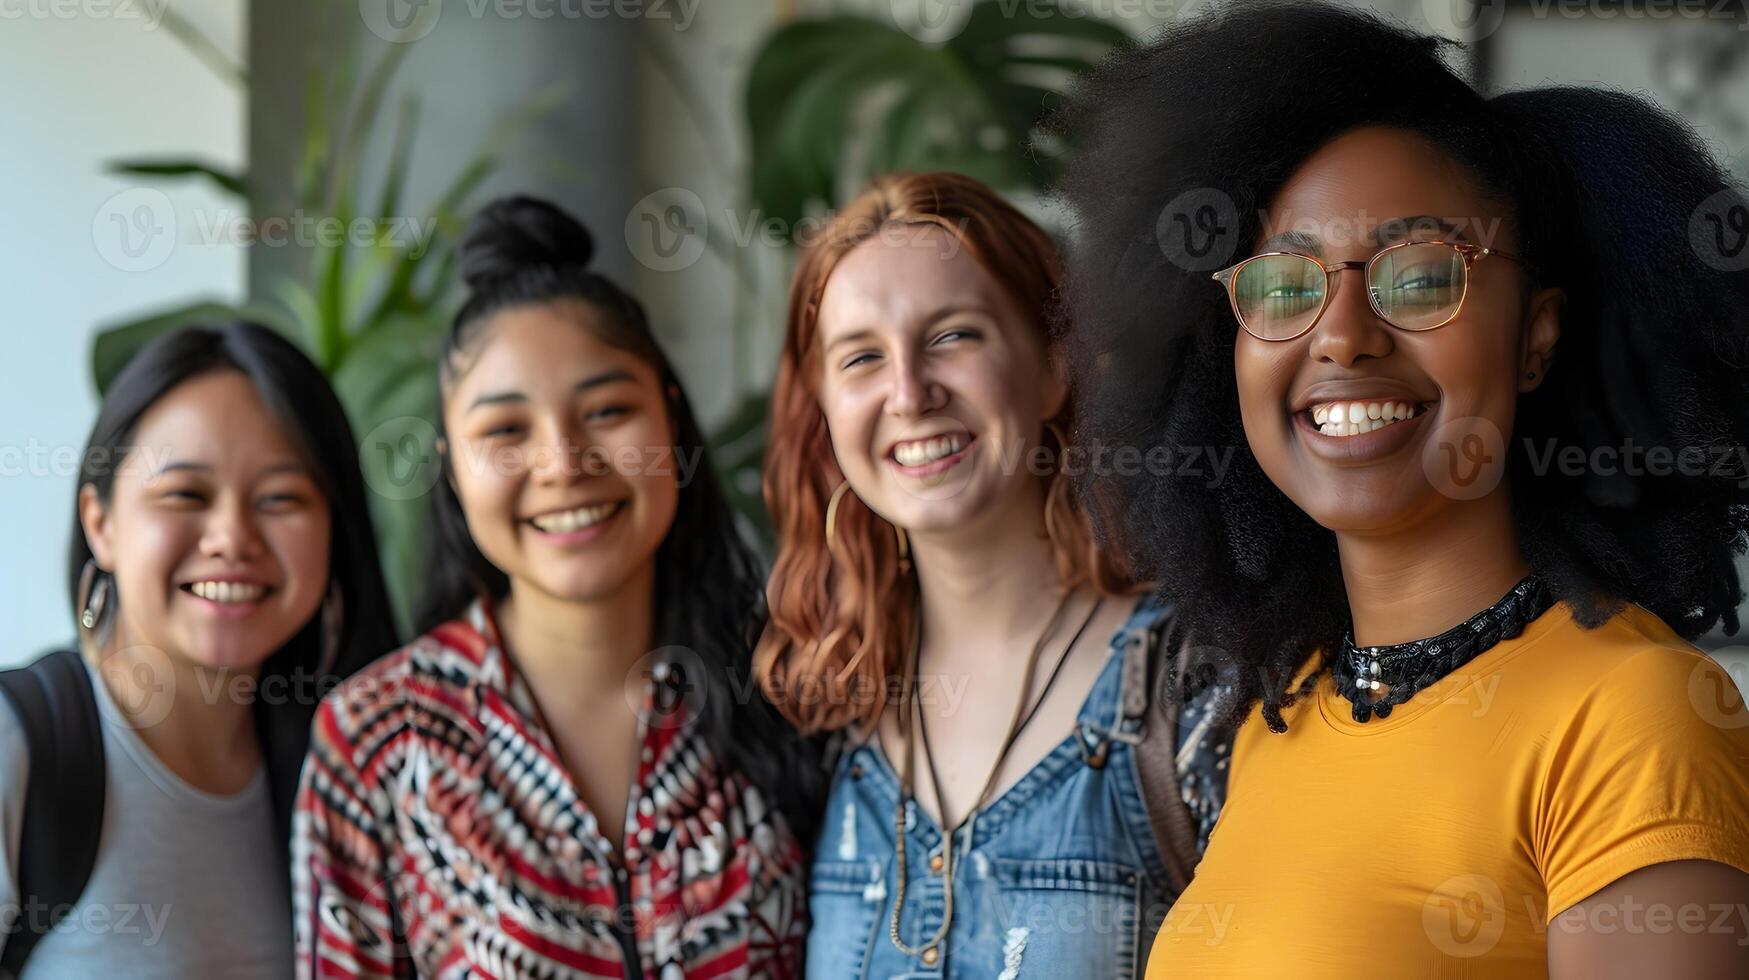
[0,0,246,663]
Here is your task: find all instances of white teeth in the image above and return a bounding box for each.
[530,502,620,534]
[1308,400,1423,438]
[893,434,966,467]
[190,581,266,603]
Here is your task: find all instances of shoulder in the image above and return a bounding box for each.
[0,691,27,810]
[1530,601,1730,714]
[311,612,497,756]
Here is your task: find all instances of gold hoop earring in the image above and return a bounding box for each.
[825,481,911,574]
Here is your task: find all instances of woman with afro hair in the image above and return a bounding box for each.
[1055,2,1749,976]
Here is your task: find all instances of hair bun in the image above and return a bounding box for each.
[459,195,596,292]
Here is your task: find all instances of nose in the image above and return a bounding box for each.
[886,350,946,417]
[200,494,265,561]
[1306,262,1394,367]
[529,416,589,485]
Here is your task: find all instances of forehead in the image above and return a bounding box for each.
[1261,126,1511,252]
[816,226,1004,340]
[124,370,304,473]
[454,303,653,392]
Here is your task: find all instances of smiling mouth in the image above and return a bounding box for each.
[881,432,979,476]
[524,500,625,534]
[179,581,272,604]
[1303,399,1435,438]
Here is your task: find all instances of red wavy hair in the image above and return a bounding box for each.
[754,171,1136,734]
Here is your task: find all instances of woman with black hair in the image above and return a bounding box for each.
[0,322,398,977]
[292,196,820,979]
[1055,3,1749,975]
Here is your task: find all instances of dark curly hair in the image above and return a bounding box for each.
[1052,1,1749,733]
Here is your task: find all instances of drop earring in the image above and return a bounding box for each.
[78,559,110,631]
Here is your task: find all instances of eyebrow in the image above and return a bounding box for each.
[466,368,637,411]
[1257,215,1470,255]
[151,461,309,479]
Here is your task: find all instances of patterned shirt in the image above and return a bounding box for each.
[292,598,806,979]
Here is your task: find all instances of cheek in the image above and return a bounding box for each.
[454,444,522,524]
[106,505,197,603]
[606,421,681,547]
[1234,339,1298,435]
[818,383,881,467]
[269,509,333,600]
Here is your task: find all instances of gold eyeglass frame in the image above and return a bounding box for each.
[1210,240,1521,341]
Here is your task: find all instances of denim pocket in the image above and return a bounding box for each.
[805,860,886,980]
[983,858,1144,980]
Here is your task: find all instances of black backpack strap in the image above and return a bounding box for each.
[1119,598,1206,897]
[0,649,107,979]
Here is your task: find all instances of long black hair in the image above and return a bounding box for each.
[418,195,826,846]
[1053,1,1749,733]
[70,322,400,840]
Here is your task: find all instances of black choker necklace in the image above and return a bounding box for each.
[1333,574,1552,723]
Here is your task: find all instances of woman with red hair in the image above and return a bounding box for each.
[755,172,1217,977]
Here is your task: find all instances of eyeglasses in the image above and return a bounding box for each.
[1210,240,1521,342]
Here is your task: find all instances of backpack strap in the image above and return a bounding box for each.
[1115,599,1204,897]
[0,649,107,979]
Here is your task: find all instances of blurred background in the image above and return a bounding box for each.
[3,0,1748,685]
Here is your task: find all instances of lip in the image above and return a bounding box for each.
[886,432,978,480]
[1289,380,1436,416]
[521,500,624,522]
[1292,405,1432,464]
[523,500,625,547]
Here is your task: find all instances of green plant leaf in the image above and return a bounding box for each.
[106,159,248,200]
[91,299,254,395]
[745,0,1128,237]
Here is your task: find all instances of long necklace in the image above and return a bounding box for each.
[887,592,1104,961]
[1333,573,1552,722]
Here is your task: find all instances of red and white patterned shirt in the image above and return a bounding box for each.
[292,598,806,979]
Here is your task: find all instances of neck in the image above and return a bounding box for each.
[88,620,262,793]
[496,561,657,710]
[1337,491,1530,648]
[907,482,1066,656]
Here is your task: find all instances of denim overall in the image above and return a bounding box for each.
[805,598,1177,979]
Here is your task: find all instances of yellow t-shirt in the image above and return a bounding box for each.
[1147,600,1749,977]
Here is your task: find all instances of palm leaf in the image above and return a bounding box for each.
[746,1,1128,237]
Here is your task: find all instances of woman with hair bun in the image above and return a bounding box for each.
[292,196,820,978]
[1055,2,1749,975]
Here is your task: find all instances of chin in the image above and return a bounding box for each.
[178,633,283,673]
[533,564,639,604]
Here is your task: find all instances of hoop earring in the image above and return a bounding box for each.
[1042,420,1071,546]
[825,481,911,574]
[318,581,344,674]
[78,559,110,632]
